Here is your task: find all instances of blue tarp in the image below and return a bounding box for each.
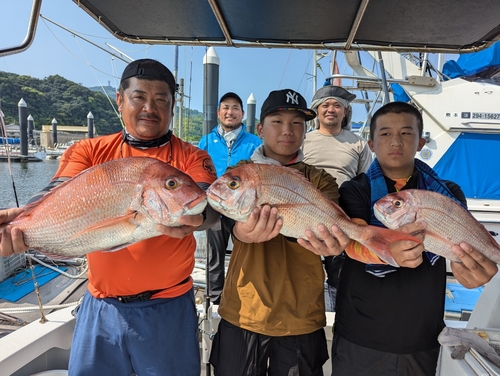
[443,41,500,79]
[0,137,20,144]
[445,283,484,313]
[433,133,500,200]
[390,83,411,102]
[0,265,67,302]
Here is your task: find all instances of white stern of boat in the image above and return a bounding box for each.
[0,306,75,376]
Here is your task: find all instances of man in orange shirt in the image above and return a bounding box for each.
[0,59,218,375]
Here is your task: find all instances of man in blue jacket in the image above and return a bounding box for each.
[198,92,261,304]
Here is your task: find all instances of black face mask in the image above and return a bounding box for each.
[121,129,172,149]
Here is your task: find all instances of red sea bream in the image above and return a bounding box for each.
[4,157,207,258]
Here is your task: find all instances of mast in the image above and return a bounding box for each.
[172,46,179,135]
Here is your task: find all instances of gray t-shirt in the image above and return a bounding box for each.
[302,129,373,187]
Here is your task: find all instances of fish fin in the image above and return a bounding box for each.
[36,251,85,261]
[451,345,469,360]
[39,244,132,260]
[63,212,141,248]
[77,212,139,233]
[359,226,422,267]
[345,241,386,264]
[102,243,134,252]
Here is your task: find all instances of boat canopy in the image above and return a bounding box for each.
[443,41,500,79]
[71,0,500,53]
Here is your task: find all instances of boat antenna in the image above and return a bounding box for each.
[186,46,194,140]
[105,42,134,62]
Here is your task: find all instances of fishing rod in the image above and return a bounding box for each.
[0,110,19,208]
[39,14,130,64]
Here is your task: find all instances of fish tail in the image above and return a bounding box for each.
[359,226,422,267]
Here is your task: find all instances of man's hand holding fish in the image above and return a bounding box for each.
[232,205,282,243]
[297,223,351,257]
[231,204,351,257]
[0,208,28,257]
[155,212,205,239]
[450,242,498,288]
[385,221,427,268]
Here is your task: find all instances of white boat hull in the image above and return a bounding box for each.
[0,306,74,376]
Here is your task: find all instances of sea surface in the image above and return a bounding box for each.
[0,159,60,208]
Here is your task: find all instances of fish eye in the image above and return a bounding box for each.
[165,178,178,190]
[227,177,240,190]
[393,199,403,208]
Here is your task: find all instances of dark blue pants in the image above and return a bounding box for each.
[207,215,234,304]
[69,289,200,376]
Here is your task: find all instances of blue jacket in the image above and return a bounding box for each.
[198,125,261,177]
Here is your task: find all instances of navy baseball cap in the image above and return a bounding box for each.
[120,59,177,95]
[260,89,316,122]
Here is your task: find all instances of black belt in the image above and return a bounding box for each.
[117,277,190,303]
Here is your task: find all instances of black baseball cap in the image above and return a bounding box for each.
[219,92,243,109]
[260,89,316,122]
[120,59,177,95]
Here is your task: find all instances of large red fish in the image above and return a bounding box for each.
[4,157,207,258]
[374,189,500,264]
[206,163,421,267]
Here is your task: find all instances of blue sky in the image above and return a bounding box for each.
[0,1,457,124]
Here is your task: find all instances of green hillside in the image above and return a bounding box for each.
[88,85,118,98]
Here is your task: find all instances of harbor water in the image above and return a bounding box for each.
[0,160,60,208]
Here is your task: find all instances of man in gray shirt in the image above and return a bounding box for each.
[302,85,373,311]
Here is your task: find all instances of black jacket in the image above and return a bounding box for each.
[333,171,465,354]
